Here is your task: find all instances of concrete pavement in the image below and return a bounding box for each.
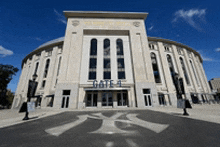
[0,107,61,128]
[147,104,220,124]
[0,103,220,129]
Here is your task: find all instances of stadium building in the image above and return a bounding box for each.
[12,11,212,110]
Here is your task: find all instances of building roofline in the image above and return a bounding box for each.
[64,11,148,20]
[148,37,203,62]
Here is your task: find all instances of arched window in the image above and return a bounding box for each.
[179,57,190,85]
[34,62,39,75]
[190,60,200,86]
[89,39,97,80]
[43,59,50,78]
[151,53,161,83]
[167,55,175,83]
[103,39,111,79]
[117,39,124,55]
[104,39,110,56]
[90,39,97,55]
[117,39,125,79]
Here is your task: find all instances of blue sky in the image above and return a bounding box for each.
[0,0,219,92]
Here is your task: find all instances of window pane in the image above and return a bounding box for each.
[104,39,110,56]
[180,58,190,85]
[89,58,97,68]
[117,39,124,55]
[104,72,111,79]
[148,95,152,106]
[104,59,111,68]
[44,59,50,78]
[42,80,46,88]
[63,90,71,95]
[90,39,97,55]
[118,72,125,79]
[117,59,125,69]
[151,53,161,83]
[66,97,69,108]
[143,89,150,94]
[144,95,148,106]
[62,97,65,108]
[34,62,39,74]
[89,72,96,80]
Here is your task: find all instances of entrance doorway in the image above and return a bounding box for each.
[102,92,113,106]
[86,92,97,107]
[117,91,128,106]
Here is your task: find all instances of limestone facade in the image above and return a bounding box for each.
[12,11,212,110]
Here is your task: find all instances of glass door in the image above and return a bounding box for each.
[117,91,128,106]
[102,92,113,106]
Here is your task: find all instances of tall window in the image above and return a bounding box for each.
[190,60,200,86]
[34,62,39,75]
[103,39,111,79]
[167,55,175,83]
[89,39,97,80]
[57,57,62,76]
[43,59,50,78]
[180,57,190,85]
[117,39,126,79]
[151,53,161,83]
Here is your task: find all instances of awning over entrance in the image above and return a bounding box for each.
[84,87,130,91]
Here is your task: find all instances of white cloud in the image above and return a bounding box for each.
[198,50,219,62]
[0,45,13,57]
[54,9,67,25]
[202,56,214,61]
[215,48,220,52]
[173,9,206,30]
[148,26,154,31]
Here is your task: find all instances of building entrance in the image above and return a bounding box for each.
[102,92,113,106]
[117,91,128,106]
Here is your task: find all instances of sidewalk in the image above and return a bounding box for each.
[0,104,220,129]
[147,104,220,124]
[0,108,61,129]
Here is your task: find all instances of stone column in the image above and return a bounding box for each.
[171,45,191,100]
[36,50,46,93]
[43,47,58,103]
[77,87,85,109]
[113,92,117,108]
[97,38,103,81]
[111,38,117,82]
[183,49,201,102]
[157,42,176,105]
[97,92,102,108]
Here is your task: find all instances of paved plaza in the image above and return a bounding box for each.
[0,104,220,147]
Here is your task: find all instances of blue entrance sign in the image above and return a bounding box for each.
[93,80,121,88]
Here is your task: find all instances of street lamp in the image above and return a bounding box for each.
[174,73,190,116]
[23,73,38,120]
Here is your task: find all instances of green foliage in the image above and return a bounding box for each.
[0,64,18,106]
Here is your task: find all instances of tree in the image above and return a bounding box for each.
[0,64,18,107]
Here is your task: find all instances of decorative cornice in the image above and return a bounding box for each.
[64,11,148,20]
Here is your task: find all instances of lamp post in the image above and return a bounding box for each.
[174,73,189,116]
[23,73,38,120]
